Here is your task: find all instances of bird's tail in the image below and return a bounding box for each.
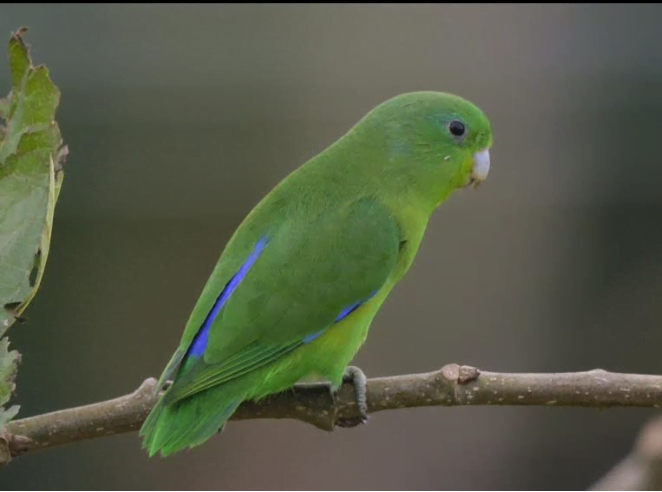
[139,386,244,457]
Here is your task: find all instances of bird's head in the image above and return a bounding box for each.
[351,91,493,209]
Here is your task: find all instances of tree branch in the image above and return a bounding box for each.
[2,364,662,468]
[590,416,662,490]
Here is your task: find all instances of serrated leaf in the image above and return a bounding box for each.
[0,64,61,162]
[8,32,29,91]
[0,27,66,425]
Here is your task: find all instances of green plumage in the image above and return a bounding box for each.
[140,91,493,456]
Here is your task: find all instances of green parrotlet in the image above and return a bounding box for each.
[140,91,493,457]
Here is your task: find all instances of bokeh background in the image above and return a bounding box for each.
[2,3,662,490]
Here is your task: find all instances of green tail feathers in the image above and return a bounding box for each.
[139,387,243,457]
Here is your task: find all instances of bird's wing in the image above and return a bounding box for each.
[161,198,401,403]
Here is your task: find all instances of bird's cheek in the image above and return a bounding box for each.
[454,154,476,188]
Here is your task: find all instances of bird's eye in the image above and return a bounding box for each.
[449,120,465,137]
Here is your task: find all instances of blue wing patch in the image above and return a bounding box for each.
[303,290,378,345]
[188,239,378,354]
[335,301,364,323]
[187,237,269,358]
[302,330,325,344]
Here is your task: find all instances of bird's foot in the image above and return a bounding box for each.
[335,365,370,428]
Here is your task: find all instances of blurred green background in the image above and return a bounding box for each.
[2,3,662,490]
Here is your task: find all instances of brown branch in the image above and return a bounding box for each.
[2,364,662,468]
[590,416,662,490]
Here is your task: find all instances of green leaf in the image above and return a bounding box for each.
[0,27,66,424]
[8,28,30,91]
[0,339,19,427]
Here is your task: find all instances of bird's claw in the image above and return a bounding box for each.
[334,365,370,428]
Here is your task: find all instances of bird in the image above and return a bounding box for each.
[140,91,493,457]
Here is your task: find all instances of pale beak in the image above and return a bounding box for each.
[470,149,490,188]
